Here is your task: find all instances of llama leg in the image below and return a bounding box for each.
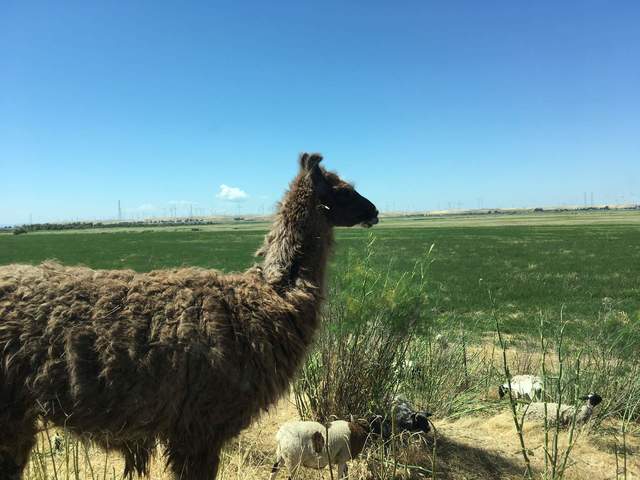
[0,418,37,480]
[118,440,154,479]
[337,462,348,479]
[166,444,221,480]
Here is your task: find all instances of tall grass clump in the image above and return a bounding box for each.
[25,426,122,480]
[398,325,498,419]
[293,238,432,421]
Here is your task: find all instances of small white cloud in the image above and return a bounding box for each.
[216,184,248,202]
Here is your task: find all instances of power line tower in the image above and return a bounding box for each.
[118,200,122,221]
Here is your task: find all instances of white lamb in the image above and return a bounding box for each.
[498,374,544,401]
[270,418,370,480]
[523,393,603,427]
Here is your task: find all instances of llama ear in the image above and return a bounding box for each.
[300,153,328,195]
[299,152,323,172]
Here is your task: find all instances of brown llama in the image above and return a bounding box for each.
[0,153,378,480]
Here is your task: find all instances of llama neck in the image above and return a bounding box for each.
[259,173,333,297]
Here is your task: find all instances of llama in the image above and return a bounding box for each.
[0,153,378,480]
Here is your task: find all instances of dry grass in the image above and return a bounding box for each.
[26,396,639,480]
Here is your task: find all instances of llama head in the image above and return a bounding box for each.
[299,152,379,227]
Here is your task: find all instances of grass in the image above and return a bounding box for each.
[2,210,640,478]
[2,212,639,340]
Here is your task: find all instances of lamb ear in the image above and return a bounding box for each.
[299,152,323,172]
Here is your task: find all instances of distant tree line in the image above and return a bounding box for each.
[2,217,263,235]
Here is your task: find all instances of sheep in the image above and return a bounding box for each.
[498,374,544,401]
[370,397,432,440]
[270,418,370,480]
[523,393,603,427]
[0,153,379,480]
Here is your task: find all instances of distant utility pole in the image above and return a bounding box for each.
[583,192,587,207]
[590,192,594,206]
[118,200,122,221]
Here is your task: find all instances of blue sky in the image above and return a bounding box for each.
[1,1,639,225]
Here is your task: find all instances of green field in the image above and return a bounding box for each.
[2,211,639,340]
[4,212,640,479]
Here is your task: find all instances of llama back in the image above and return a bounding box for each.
[0,261,316,440]
[1,262,193,433]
